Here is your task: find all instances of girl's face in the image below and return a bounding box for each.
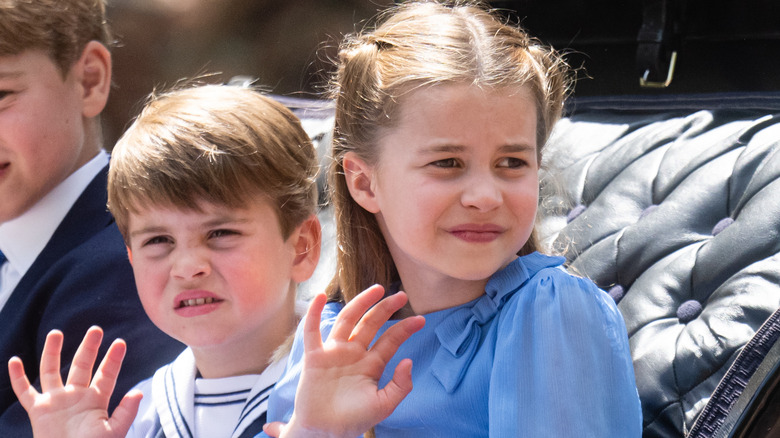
[345,84,540,313]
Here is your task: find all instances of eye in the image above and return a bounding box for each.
[143,235,172,246]
[209,229,240,239]
[429,158,460,168]
[0,89,15,102]
[497,157,528,168]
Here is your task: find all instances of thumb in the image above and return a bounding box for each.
[377,358,414,416]
[262,421,286,437]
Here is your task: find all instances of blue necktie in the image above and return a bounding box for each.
[0,250,5,288]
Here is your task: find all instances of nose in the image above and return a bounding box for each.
[461,173,503,211]
[170,248,211,280]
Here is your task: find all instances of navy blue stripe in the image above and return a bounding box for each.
[194,399,247,407]
[236,394,269,432]
[165,367,194,438]
[236,382,274,424]
[238,393,270,425]
[194,388,252,398]
[236,412,268,438]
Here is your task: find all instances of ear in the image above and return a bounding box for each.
[126,246,134,265]
[342,151,380,213]
[290,214,322,283]
[73,41,112,118]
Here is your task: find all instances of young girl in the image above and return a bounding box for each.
[263,1,642,437]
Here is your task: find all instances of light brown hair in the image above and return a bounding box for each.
[0,0,113,75]
[108,84,319,242]
[326,0,571,303]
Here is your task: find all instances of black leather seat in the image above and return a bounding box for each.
[539,93,780,437]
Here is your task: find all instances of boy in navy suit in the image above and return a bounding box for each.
[0,1,183,434]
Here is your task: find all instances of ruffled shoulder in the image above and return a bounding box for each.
[484,252,567,304]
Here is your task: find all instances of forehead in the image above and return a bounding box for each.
[0,50,61,78]
[126,194,275,225]
[397,83,535,118]
[382,83,538,151]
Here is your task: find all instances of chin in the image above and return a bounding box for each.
[448,266,503,282]
[452,256,517,280]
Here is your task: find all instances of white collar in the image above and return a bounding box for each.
[153,348,288,438]
[0,150,109,278]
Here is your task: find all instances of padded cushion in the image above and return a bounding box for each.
[538,94,780,437]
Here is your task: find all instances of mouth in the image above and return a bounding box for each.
[448,224,506,242]
[176,297,221,309]
[173,290,224,310]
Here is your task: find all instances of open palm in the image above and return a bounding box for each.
[7,326,141,438]
[265,286,425,438]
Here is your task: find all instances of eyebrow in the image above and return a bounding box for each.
[203,216,251,228]
[419,143,536,154]
[128,216,251,240]
[419,145,466,154]
[128,226,168,241]
[498,144,536,153]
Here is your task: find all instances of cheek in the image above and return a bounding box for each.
[131,262,165,307]
[382,187,441,235]
[221,253,286,293]
[510,188,540,229]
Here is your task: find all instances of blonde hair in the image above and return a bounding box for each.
[0,0,113,76]
[327,0,571,303]
[108,84,319,242]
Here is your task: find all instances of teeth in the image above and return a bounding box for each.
[180,297,215,307]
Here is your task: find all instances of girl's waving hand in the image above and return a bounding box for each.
[264,286,425,438]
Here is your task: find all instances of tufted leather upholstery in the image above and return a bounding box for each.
[538,94,780,437]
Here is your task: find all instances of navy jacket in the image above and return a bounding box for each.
[0,165,185,435]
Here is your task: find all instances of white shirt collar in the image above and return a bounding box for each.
[0,150,109,279]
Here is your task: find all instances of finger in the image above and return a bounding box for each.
[370,315,425,364]
[66,326,105,387]
[262,421,286,437]
[377,358,415,416]
[90,338,127,402]
[302,293,328,354]
[329,284,385,341]
[8,357,40,411]
[107,389,143,436]
[349,291,410,347]
[39,330,65,392]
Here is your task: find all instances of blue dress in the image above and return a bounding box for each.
[265,252,642,437]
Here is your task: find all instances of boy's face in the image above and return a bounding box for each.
[0,49,101,222]
[125,197,318,374]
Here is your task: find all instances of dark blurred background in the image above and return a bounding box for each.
[103,0,394,147]
[103,0,780,148]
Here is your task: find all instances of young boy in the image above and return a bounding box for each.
[8,84,322,438]
[0,1,183,433]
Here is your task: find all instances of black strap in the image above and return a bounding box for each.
[687,307,780,437]
[636,0,683,87]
